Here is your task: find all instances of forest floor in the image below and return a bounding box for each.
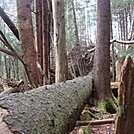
[70,106,115,134]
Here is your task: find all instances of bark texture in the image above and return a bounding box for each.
[93,0,111,100]
[34,0,43,85]
[42,0,50,85]
[52,0,68,83]
[17,0,39,87]
[114,56,134,134]
[0,76,92,134]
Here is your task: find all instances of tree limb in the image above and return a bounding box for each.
[76,118,115,126]
[0,30,35,88]
[110,39,134,44]
[0,46,16,57]
[0,6,19,40]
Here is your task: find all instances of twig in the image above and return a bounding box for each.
[76,118,115,126]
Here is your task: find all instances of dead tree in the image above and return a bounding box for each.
[114,56,134,134]
[0,76,92,134]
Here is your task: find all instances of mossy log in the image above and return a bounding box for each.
[114,56,134,134]
[0,76,92,134]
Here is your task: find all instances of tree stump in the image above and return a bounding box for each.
[114,56,134,134]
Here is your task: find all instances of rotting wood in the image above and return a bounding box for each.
[114,56,134,134]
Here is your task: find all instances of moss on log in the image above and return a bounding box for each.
[0,76,92,134]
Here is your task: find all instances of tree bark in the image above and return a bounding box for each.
[42,0,50,85]
[114,56,134,134]
[0,76,92,134]
[93,0,111,100]
[34,0,43,85]
[52,0,68,83]
[17,0,39,87]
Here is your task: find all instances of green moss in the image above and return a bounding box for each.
[79,126,92,134]
[98,101,107,113]
[80,110,91,121]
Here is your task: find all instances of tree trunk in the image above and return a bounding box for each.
[71,0,79,44]
[114,56,134,134]
[17,0,39,87]
[42,0,50,85]
[34,0,43,85]
[93,0,111,101]
[52,0,68,83]
[0,76,92,134]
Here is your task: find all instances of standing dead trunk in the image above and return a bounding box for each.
[0,76,92,134]
[52,0,68,83]
[115,57,124,82]
[114,56,134,134]
[17,0,39,87]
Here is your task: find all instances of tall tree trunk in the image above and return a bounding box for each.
[71,0,79,44]
[52,0,68,83]
[129,5,134,40]
[0,76,92,134]
[17,0,39,87]
[4,56,10,81]
[93,0,111,101]
[42,0,50,85]
[110,18,116,82]
[34,0,43,85]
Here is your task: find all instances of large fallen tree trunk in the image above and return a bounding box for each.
[0,76,92,134]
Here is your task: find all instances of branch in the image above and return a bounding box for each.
[110,39,134,44]
[0,30,35,88]
[0,6,19,40]
[0,46,16,57]
[76,118,115,126]
[0,31,23,63]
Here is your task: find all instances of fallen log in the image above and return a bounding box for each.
[76,118,115,126]
[0,76,92,134]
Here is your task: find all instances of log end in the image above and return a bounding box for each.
[0,107,13,134]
